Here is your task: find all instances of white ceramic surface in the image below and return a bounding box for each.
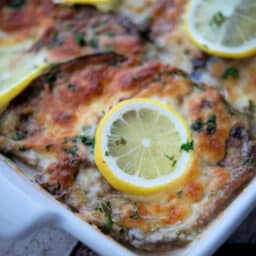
[0,157,255,256]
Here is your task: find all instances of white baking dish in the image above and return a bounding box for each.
[0,155,255,256]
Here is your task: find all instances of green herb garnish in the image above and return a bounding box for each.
[184,49,190,55]
[164,154,177,167]
[165,154,174,161]
[67,83,75,91]
[45,144,53,151]
[104,45,113,51]
[130,210,140,220]
[222,67,239,79]
[64,145,79,155]
[71,136,79,143]
[13,131,25,141]
[119,228,126,235]
[80,135,94,146]
[9,0,26,9]
[180,140,194,152]
[89,38,99,48]
[18,145,27,152]
[82,125,90,132]
[209,11,227,27]
[206,114,217,135]
[193,83,205,91]
[74,32,86,47]
[62,137,69,144]
[106,31,116,38]
[96,200,113,232]
[44,72,57,85]
[191,118,204,132]
[105,151,110,156]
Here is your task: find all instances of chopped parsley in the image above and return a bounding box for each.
[44,72,57,85]
[222,67,239,79]
[206,114,217,135]
[9,0,26,9]
[191,115,217,135]
[104,45,113,51]
[193,83,205,91]
[82,125,90,132]
[62,137,69,145]
[105,151,110,156]
[18,145,27,152]
[180,140,194,152]
[80,135,94,146]
[130,210,140,220]
[13,131,25,141]
[96,200,113,232]
[119,228,126,235]
[209,11,227,27]
[67,83,75,91]
[191,118,204,132]
[106,31,116,38]
[89,38,99,48]
[45,144,53,151]
[74,32,86,47]
[184,49,190,55]
[71,135,80,143]
[165,154,174,161]
[164,154,177,167]
[64,145,79,155]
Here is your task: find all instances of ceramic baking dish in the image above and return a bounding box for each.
[0,155,255,256]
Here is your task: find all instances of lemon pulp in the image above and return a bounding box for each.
[108,108,182,179]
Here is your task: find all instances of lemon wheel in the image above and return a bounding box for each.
[185,0,256,58]
[94,98,193,195]
[0,52,48,111]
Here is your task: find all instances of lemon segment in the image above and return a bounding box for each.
[0,51,48,111]
[53,0,117,11]
[185,0,256,58]
[95,98,193,195]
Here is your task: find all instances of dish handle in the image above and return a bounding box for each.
[0,159,58,239]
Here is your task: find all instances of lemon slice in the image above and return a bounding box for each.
[185,0,256,58]
[53,0,117,11]
[0,51,48,111]
[94,98,193,195]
